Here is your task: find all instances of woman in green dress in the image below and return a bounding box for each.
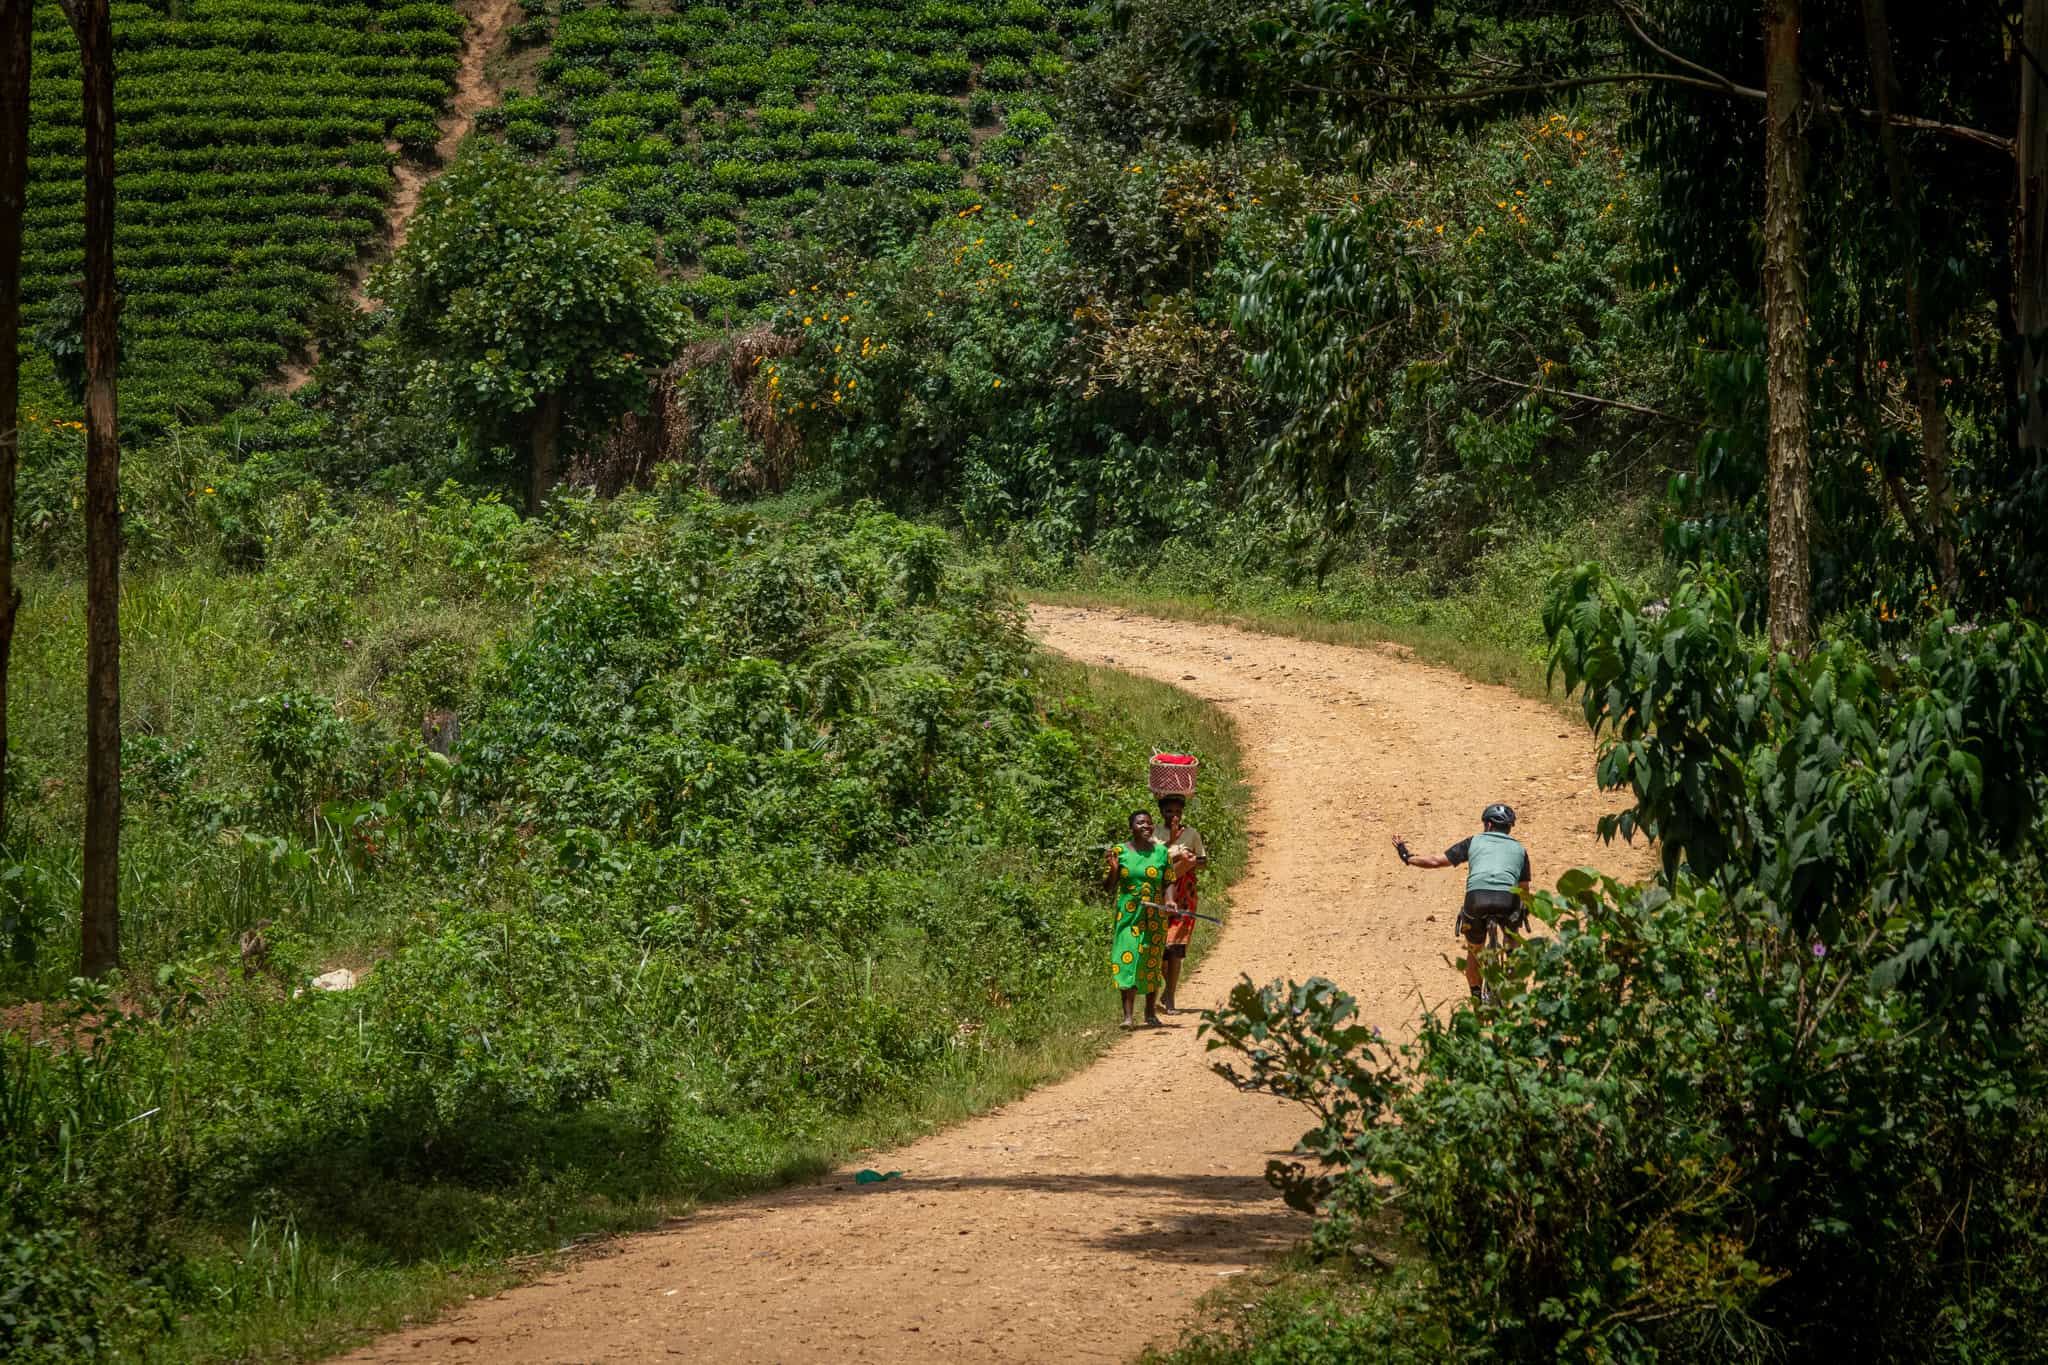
[1104,809,1169,1028]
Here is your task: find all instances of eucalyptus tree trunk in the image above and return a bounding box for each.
[1861,0,1959,598]
[0,0,28,852]
[2020,0,2048,469]
[68,0,120,977]
[1763,0,1812,654]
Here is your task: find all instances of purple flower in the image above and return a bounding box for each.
[1812,942,1827,960]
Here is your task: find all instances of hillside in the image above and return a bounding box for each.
[9,1,2048,1362]
[491,0,1092,318]
[23,0,464,435]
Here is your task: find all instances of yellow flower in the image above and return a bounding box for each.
[992,378,1002,387]
[803,316,813,326]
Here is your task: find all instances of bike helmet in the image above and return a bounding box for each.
[1481,802,1517,831]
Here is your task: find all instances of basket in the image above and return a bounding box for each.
[1148,753,1199,796]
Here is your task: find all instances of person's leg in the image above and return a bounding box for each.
[1457,908,1486,996]
[1120,987,1136,1027]
[1462,936,1486,996]
[1162,949,1183,1011]
[1143,991,1162,1026]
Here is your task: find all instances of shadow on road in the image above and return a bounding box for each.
[665,1169,1307,1265]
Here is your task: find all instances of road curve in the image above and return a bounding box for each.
[336,605,1644,1364]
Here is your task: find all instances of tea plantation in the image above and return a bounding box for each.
[492,0,1095,316]
[23,0,463,435]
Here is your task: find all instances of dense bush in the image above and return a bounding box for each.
[0,487,1240,1358]
[1200,566,2048,1361]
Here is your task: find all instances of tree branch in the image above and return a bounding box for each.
[1471,369,1687,422]
[1295,28,2014,156]
[1614,1,1760,99]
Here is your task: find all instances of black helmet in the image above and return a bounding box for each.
[1481,803,1517,830]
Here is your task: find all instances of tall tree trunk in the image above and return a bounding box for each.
[0,0,28,852]
[71,0,120,978]
[528,390,561,516]
[1861,0,1960,598]
[1763,0,1812,654]
[2020,0,2048,472]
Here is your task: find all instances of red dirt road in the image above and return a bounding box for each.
[337,606,1645,1363]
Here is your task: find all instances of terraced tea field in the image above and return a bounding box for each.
[26,0,463,434]
[498,0,1100,317]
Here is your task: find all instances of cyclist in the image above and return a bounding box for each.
[1393,803,1531,1002]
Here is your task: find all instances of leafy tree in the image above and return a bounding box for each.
[1189,0,2034,644]
[371,146,684,514]
[1206,565,2048,1358]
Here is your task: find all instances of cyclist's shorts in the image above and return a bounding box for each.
[1458,889,1527,944]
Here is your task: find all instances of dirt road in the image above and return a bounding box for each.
[340,606,1644,1364]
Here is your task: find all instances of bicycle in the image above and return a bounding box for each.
[1445,914,1519,1008]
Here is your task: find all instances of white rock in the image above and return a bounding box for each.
[309,968,358,992]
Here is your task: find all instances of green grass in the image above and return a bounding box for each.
[1002,497,1665,707]
[1,493,1252,1362]
[136,652,1250,1365]
[1141,1215,1431,1365]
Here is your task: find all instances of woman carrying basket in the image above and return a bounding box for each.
[1104,809,1169,1028]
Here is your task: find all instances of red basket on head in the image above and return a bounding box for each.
[1148,753,1199,796]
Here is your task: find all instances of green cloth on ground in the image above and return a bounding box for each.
[1110,841,1169,992]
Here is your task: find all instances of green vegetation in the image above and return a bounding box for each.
[23,0,463,436]
[10,0,2048,1359]
[371,147,685,510]
[488,0,1099,319]
[1193,568,2048,1359]
[0,482,1246,1359]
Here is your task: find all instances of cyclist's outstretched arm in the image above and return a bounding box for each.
[1392,835,1454,870]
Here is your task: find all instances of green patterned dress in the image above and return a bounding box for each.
[1110,841,1170,992]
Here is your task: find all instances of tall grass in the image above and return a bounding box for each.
[1,492,1251,1363]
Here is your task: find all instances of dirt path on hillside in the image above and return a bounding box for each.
[338,608,1648,1364]
[281,0,516,391]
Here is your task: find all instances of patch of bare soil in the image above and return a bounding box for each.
[334,606,1651,1363]
[279,0,519,392]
